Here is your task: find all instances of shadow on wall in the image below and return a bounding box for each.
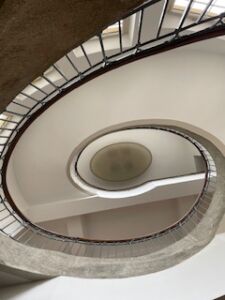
[0,279,50,299]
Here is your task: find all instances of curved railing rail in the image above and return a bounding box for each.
[0,0,221,257]
[0,126,217,257]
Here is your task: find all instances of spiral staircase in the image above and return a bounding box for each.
[0,0,225,282]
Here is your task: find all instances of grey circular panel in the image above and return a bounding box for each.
[90,142,152,182]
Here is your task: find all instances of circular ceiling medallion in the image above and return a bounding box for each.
[90,142,152,182]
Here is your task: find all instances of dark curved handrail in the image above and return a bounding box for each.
[0,121,216,249]
[72,125,208,192]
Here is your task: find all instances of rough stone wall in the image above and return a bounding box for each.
[0,0,145,112]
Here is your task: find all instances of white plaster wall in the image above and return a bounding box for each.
[29,176,203,222]
[4,38,225,224]
[38,196,195,239]
[8,39,225,213]
[81,196,193,239]
[1,233,225,300]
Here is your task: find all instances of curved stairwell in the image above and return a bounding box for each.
[0,0,225,278]
[0,125,217,257]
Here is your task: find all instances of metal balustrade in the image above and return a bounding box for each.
[0,0,222,257]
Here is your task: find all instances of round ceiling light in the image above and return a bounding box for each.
[90,142,152,182]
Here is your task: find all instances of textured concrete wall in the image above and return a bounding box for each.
[2,236,225,299]
[0,0,145,111]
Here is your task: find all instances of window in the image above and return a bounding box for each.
[102,21,123,36]
[173,0,225,16]
[0,114,11,131]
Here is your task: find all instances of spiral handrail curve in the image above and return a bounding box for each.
[0,0,222,257]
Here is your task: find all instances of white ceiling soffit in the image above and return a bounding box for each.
[27,175,204,223]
